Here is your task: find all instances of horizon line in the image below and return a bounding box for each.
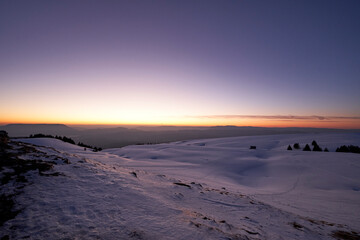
[1,122,359,130]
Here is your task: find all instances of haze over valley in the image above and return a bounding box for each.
[1,123,357,149]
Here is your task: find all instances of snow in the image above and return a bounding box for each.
[1,133,360,239]
[105,133,360,229]
[16,138,84,152]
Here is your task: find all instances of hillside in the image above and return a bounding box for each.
[0,124,78,137]
[1,133,359,239]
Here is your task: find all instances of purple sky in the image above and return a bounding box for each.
[1,0,359,127]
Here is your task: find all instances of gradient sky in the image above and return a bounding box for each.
[1,0,359,128]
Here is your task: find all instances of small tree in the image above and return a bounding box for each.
[293,143,300,149]
[311,140,318,146]
[303,144,311,151]
[313,145,322,152]
[287,145,292,150]
[324,148,329,152]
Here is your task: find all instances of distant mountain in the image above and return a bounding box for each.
[1,123,357,148]
[134,126,208,132]
[0,124,78,137]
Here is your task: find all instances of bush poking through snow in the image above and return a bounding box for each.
[331,230,360,240]
[130,171,137,178]
[293,143,300,149]
[291,222,304,230]
[249,146,256,150]
[287,145,292,150]
[173,182,192,189]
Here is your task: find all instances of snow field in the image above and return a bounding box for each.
[1,133,359,239]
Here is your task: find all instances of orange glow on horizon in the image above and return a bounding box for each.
[1,116,359,129]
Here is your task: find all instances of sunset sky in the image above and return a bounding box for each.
[1,0,359,128]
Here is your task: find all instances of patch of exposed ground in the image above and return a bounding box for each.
[0,140,66,230]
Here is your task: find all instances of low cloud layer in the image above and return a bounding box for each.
[190,115,360,121]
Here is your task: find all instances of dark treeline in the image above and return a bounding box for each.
[77,142,102,152]
[29,134,75,144]
[29,134,102,152]
[287,140,359,153]
[336,145,360,154]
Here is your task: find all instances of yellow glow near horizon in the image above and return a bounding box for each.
[1,77,359,129]
[1,1,360,132]
[1,112,359,129]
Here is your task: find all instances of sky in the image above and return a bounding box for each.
[1,0,359,128]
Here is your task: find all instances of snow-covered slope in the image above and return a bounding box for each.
[1,133,360,239]
[105,133,360,229]
[17,137,85,151]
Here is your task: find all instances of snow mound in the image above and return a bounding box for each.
[15,138,84,152]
